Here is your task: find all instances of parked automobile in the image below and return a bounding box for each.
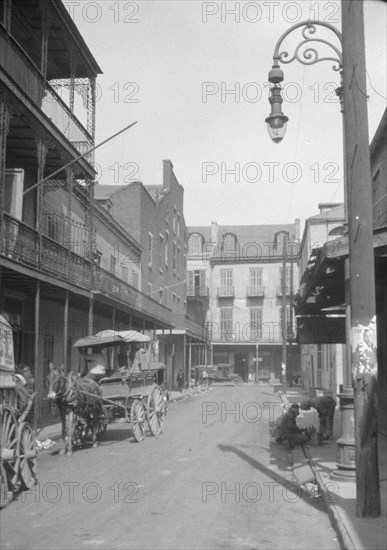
[206,363,244,385]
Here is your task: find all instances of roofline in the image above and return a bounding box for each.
[55,0,103,76]
[93,202,142,252]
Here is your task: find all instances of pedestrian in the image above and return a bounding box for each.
[202,368,208,386]
[177,369,184,392]
[273,403,308,450]
[300,395,336,439]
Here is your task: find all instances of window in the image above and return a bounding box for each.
[187,269,206,296]
[173,206,177,234]
[249,267,262,288]
[165,230,169,266]
[148,233,153,267]
[223,233,236,252]
[188,234,202,255]
[173,240,177,270]
[220,268,233,288]
[177,213,181,238]
[250,308,262,340]
[159,234,164,271]
[220,308,233,341]
[280,305,292,328]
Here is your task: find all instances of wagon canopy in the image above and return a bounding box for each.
[74,329,151,348]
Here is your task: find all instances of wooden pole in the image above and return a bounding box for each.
[342,0,380,517]
[281,234,287,393]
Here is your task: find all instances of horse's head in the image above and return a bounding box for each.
[47,364,67,401]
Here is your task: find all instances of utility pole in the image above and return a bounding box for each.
[342,0,380,517]
[281,233,288,393]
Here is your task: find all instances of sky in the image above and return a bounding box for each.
[65,0,387,232]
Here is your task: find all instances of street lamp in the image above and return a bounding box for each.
[265,20,342,144]
[266,6,380,518]
[265,64,288,143]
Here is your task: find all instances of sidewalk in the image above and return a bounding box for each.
[35,385,210,444]
[275,389,387,550]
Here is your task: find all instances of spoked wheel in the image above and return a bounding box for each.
[16,422,37,490]
[146,386,165,437]
[0,461,13,509]
[0,406,18,494]
[130,399,146,442]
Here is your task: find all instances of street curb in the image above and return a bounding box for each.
[305,450,362,550]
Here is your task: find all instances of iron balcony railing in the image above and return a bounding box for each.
[1,213,92,288]
[94,267,173,326]
[186,285,209,298]
[246,285,265,297]
[217,286,235,298]
[0,26,94,161]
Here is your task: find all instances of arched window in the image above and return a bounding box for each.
[188,233,202,254]
[223,233,236,252]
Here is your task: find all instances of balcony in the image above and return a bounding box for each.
[0,27,94,161]
[1,213,92,289]
[172,313,207,340]
[187,285,209,298]
[246,285,265,297]
[94,268,172,327]
[217,286,235,298]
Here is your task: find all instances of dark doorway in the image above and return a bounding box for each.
[235,353,248,381]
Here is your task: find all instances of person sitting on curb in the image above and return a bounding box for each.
[300,395,336,440]
[273,403,309,450]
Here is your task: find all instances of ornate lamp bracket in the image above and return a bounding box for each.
[271,19,343,75]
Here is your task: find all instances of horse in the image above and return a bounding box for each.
[47,364,104,457]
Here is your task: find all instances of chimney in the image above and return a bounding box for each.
[211,221,218,243]
[163,160,173,189]
[294,218,300,241]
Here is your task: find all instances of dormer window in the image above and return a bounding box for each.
[223,233,236,252]
[188,233,203,255]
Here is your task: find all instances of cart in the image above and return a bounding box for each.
[72,329,167,445]
[0,314,37,508]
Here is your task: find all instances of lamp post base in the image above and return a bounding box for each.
[331,390,356,480]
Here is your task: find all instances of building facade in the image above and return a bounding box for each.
[187,221,301,383]
[95,160,206,390]
[294,109,387,420]
[0,0,179,420]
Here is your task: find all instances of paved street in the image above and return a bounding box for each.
[1,386,340,550]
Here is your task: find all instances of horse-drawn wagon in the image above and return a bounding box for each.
[48,329,167,456]
[0,314,37,508]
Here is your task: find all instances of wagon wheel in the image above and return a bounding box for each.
[0,405,18,492]
[16,422,37,490]
[0,461,13,509]
[146,386,165,436]
[130,399,146,442]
